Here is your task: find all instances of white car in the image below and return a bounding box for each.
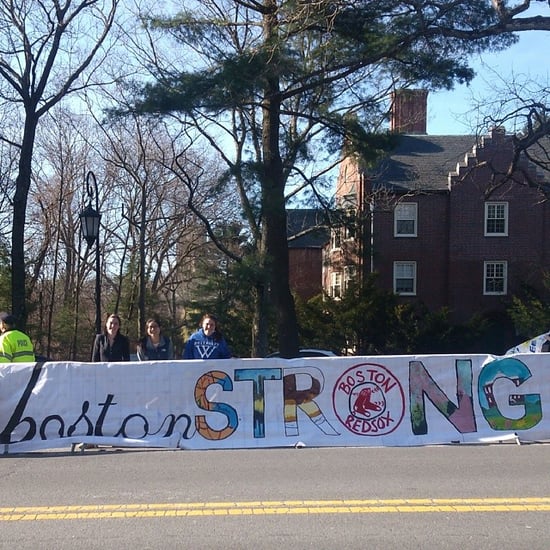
[266,348,337,358]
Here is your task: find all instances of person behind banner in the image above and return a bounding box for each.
[0,312,35,363]
[183,313,231,359]
[136,317,174,361]
[91,313,130,362]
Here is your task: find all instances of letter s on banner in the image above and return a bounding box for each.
[194,370,238,440]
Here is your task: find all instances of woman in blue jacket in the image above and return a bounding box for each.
[137,317,174,360]
[183,314,231,359]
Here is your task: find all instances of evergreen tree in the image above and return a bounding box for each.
[131,0,550,357]
[508,277,550,339]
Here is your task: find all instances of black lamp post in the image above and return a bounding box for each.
[79,171,101,335]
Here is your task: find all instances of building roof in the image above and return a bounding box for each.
[371,134,478,192]
[286,209,329,248]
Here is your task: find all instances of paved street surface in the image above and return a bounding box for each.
[1,443,549,549]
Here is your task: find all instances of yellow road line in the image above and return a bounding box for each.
[1,498,550,520]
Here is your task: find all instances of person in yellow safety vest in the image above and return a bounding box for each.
[0,312,35,363]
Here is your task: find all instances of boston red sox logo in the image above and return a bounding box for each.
[332,363,405,436]
[353,384,384,417]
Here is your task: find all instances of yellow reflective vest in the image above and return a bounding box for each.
[0,329,35,362]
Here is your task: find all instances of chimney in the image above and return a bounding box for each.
[390,89,428,135]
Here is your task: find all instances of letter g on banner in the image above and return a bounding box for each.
[478,357,542,431]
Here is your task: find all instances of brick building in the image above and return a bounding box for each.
[322,89,550,326]
[287,209,329,301]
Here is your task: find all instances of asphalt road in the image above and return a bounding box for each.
[1,443,549,549]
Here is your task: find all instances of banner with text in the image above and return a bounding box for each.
[1,353,549,453]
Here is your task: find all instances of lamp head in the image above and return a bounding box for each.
[79,204,100,247]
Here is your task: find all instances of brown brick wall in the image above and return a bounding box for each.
[289,248,324,300]
[446,133,550,321]
[315,127,550,327]
[372,194,450,312]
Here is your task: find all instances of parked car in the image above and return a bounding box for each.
[266,348,337,358]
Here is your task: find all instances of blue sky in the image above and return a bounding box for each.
[427,25,549,135]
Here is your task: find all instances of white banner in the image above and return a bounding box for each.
[506,331,550,354]
[1,354,549,453]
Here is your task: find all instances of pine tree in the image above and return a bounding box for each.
[132,0,550,356]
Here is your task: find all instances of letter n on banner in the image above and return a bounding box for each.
[409,359,476,435]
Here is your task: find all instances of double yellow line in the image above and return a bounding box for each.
[1,497,550,520]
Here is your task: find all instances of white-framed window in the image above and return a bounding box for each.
[343,208,356,241]
[484,261,507,295]
[393,262,416,295]
[330,271,342,298]
[343,265,356,291]
[394,202,418,237]
[330,228,342,250]
[485,202,508,236]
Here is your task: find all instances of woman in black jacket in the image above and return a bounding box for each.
[91,313,130,362]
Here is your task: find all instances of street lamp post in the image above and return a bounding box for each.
[79,171,101,335]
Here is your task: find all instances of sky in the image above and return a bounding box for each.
[427,22,549,135]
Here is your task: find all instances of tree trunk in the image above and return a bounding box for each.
[11,114,38,330]
[263,199,300,357]
[251,280,269,357]
[139,180,147,335]
[261,3,300,358]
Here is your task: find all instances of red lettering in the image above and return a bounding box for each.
[338,382,352,395]
[345,411,394,435]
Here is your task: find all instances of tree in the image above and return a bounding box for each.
[97,112,236,340]
[0,236,10,311]
[508,276,550,338]
[129,0,550,357]
[29,109,86,359]
[297,283,511,355]
[0,0,119,328]
[471,75,550,195]
[297,276,400,354]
